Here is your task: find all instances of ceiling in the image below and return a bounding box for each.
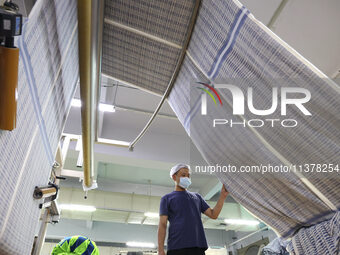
[59,0,340,234]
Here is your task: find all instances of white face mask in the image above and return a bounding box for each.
[178,177,192,189]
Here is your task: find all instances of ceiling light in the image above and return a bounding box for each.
[71,99,115,113]
[144,212,159,218]
[75,137,82,151]
[99,103,115,113]
[224,219,260,226]
[97,138,130,147]
[60,204,96,212]
[71,98,82,107]
[126,242,155,248]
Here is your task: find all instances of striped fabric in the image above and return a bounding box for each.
[0,0,78,254]
[102,23,181,95]
[52,236,99,255]
[104,0,195,45]
[262,237,289,255]
[286,211,340,255]
[102,0,196,95]
[167,0,340,253]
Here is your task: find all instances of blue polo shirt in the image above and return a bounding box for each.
[159,190,210,251]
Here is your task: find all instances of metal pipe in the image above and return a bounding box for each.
[104,19,182,50]
[33,187,57,199]
[77,0,94,187]
[129,0,201,150]
[332,70,340,79]
[115,104,177,119]
[267,0,289,29]
[226,227,268,247]
[102,73,163,97]
[62,133,131,148]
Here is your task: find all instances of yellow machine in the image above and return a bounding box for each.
[0,1,22,131]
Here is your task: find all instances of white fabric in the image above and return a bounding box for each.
[167,0,339,253]
[0,0,78,254]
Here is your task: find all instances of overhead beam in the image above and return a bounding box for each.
[104,19,182,49]
[125,212,131,223]
[60,169,84,179]
[62,132,131,149]
[332,70,340,79]
[61,136,175,169]
[115,104,177,119]
[226,227,268,247]
[102,73,162,97]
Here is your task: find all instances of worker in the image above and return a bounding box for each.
[158,163,229,255]
[51,235,99,255]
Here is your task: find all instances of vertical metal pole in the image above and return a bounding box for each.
[32,209,50,255]
[77,0,94,188]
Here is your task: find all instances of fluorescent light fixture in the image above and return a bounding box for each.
[144,212,159,218]
[99,103,115,113]
[60,204,96,212]
[75,137,82,151]
[224,219,260,226]
[126,242,155,248]
[71,98,82,107]
[97,138,130,147]
[71,99,115,113]
[76,148,83,167]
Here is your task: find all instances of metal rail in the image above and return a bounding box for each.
[226,227,269,247]
[267,0,289,29]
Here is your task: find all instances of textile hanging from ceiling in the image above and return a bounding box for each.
[102,0,197,95]
[0,0,78,254]
[167,0,340,253]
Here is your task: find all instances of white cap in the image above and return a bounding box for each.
[170,163,191,178]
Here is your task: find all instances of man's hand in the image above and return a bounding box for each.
[158,250,166,255]
[220,185,229,199]
[204,184,229,219]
